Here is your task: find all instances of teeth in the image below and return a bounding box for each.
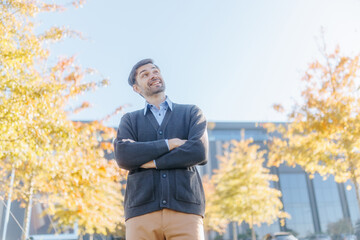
[151,81,160,86]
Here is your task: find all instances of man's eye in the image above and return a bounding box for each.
[142,73,148,78]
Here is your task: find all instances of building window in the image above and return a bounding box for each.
[279,173,314,237]
[313,174,343,233]
[344,181,360,227]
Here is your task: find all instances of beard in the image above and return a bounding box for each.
[146,83,166,96]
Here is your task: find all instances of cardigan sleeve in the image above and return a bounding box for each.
[154,105,209,169]
[114,113,169,171]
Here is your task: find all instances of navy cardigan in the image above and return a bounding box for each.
[114,103,208,220]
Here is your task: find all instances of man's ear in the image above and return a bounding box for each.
[133,84,140,94]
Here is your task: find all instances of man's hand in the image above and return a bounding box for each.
[168,138,187,151]
[140,160,156,169]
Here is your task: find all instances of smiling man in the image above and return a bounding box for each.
[114,59,208,239]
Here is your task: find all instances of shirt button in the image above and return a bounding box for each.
[159,130,163,135]
[162,200,167,204]
[162,174,167,178]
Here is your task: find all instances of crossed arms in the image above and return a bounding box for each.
[114,106,208,171]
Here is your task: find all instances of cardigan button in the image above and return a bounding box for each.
[162,200,167,204]
[159,130,163,135]
[162,174,167,178]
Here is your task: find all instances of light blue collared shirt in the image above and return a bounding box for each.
[144,96,173,125]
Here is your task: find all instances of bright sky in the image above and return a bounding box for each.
[38,0,360,127]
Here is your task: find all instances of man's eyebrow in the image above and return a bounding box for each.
[138,69,148,75]
[139,66,157,75]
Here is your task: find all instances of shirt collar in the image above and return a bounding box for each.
[144,96,173,115]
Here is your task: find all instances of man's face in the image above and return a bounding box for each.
[133,63,165,97]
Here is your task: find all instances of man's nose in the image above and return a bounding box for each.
[149,73,156,80]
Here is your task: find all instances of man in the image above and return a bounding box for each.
[114,59,208,240]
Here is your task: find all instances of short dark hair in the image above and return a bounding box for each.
[128,58,159,86]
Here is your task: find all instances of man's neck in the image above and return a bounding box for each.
[145,92,166,109]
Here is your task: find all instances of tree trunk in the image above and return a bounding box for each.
[251,215,256,240]
[233,222,237,240]
[22,180,34,240]
[251,227,256,240]
[1,167,15,240]
[89,234,93,240]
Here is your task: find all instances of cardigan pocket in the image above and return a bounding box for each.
[175,169,201,205]
[126,170,155,208]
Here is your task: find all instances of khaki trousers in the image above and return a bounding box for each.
[125,209,204,240]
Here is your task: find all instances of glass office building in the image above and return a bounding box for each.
[199,122,359,239]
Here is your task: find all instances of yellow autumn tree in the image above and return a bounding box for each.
[202,175,228,234]
[0,1,125,239]
[208,139,289,240]
[265,46,360,213]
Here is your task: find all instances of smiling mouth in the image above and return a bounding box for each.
[149,79,161,87]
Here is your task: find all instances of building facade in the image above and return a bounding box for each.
[199,122,360,240]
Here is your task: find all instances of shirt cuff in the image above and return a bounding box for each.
[165,139,170,150]
[153,160,157,169]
